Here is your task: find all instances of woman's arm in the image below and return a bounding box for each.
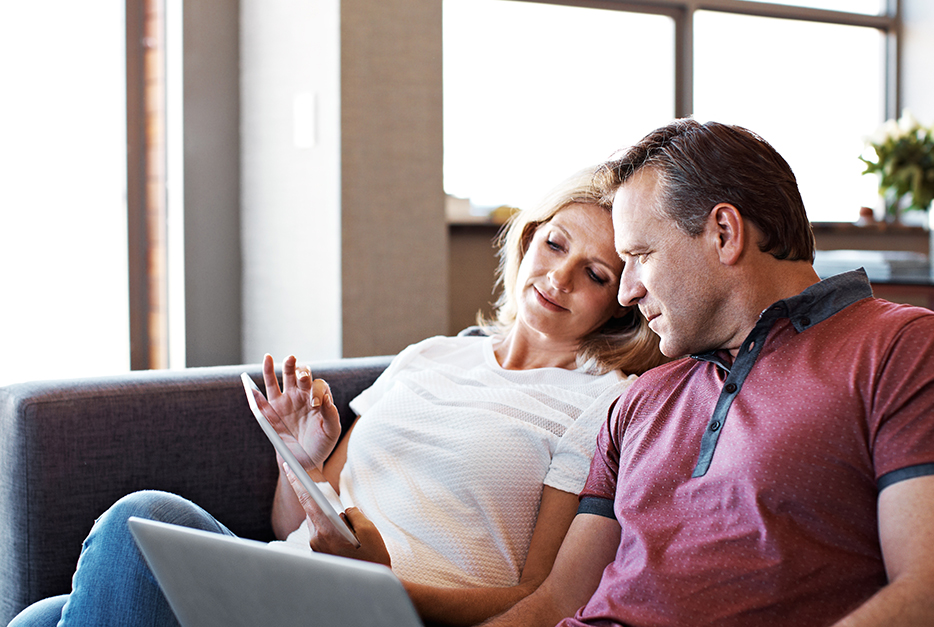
[262,352,357,540]
[480,512,621,627]
[272,416,359,539]
[402,486,580,627]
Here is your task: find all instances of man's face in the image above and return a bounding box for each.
[612,169,728,358]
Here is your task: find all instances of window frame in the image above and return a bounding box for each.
[126,0,169,370]
[504,0,901,120]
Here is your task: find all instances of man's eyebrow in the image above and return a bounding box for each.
[615,242,642,257]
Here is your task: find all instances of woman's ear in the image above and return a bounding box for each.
[708,203,745,266]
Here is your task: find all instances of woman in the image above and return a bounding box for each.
[9,169,665,627]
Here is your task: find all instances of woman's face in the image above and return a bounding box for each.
[514,203,625,344]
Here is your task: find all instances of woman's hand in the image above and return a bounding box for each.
[256,353,343,478]
[283,462,392,568]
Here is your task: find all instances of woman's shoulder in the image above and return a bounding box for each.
[392,333,490,367]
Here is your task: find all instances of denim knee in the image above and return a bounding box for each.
[96,490,231,536]
[6,594,68,627]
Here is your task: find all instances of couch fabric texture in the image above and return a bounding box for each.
[0,356,392,625]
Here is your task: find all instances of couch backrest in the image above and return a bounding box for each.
[0,356,391,625]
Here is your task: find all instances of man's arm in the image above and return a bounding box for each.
[482,510,620,627]
[832,474,934,627]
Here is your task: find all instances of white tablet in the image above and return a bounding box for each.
[240,373,360,547]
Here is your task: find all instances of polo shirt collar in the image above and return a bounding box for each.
[687,268,873,477]
[692,268,873,368]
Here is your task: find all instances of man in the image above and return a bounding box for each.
[484,119,934,626]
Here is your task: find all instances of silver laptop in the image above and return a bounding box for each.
[128,517,423,627]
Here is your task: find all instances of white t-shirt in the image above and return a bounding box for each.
[287,335,634,588]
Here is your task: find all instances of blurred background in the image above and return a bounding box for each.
[2,0,932,385]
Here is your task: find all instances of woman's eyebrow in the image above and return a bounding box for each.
[551,223,572,239]
[554,221,622,271]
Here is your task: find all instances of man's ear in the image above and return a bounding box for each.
[708,203,744,266]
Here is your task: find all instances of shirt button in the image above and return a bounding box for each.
[710,421,721,431]
[800,316,811,327]
[725,383,737,394]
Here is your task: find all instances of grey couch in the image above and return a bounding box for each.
[0,355,392,625]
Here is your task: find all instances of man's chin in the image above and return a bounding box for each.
[658,335,689,360]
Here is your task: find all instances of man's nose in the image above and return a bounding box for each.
[617,267,645,307]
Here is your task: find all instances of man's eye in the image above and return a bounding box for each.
[638,253,649,263]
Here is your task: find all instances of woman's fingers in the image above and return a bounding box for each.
[310,377,330,409]
[283,462,345,543]
[281,354,298,391]
[262,353,281,399]
[339,508,392,567]
[265,353,316,402]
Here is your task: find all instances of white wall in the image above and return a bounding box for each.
[240,0,342,364]
[902,0,934,122]
[239,0,447,363]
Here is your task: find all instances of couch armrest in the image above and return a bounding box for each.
[0,355,391,625]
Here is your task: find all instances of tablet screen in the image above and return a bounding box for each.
[241,373,360,547]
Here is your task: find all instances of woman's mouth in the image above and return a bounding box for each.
[534,287,568,312]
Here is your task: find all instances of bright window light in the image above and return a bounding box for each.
[0,2,128,385]
[693,10,884,223]
[443,0,675,213]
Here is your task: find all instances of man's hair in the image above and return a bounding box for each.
[595,118,816,262]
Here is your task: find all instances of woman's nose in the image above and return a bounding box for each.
[548,263,573,292]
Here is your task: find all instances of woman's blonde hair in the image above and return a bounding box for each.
[479,168,667,376]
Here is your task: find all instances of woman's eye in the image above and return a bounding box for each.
[588,269,609,285]
[546,239,563,252]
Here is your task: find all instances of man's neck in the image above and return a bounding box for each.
[725,259,821,358]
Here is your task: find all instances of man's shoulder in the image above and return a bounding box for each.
[625,357,705,395]
[836,296,934,336]
[861,295,934,318]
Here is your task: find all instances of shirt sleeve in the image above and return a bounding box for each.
[579,391,626,503]
[870,313,934,485]
[544,376,633,495]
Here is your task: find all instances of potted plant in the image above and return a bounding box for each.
[861,110,934,223]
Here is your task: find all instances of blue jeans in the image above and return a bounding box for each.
[8,491,235,627]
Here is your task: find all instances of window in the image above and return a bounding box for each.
[443,0,675,212]
[443,0,898,223]
[741,0,884,15]
[0,0,182,386]
[693,11,885,222]
[0,2,129,385]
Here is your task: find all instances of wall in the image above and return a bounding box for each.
[340,0,447,357]
[238,0,446,363]
[183,0,243,367]
[903,0,934,122]
[240,0,342,364]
